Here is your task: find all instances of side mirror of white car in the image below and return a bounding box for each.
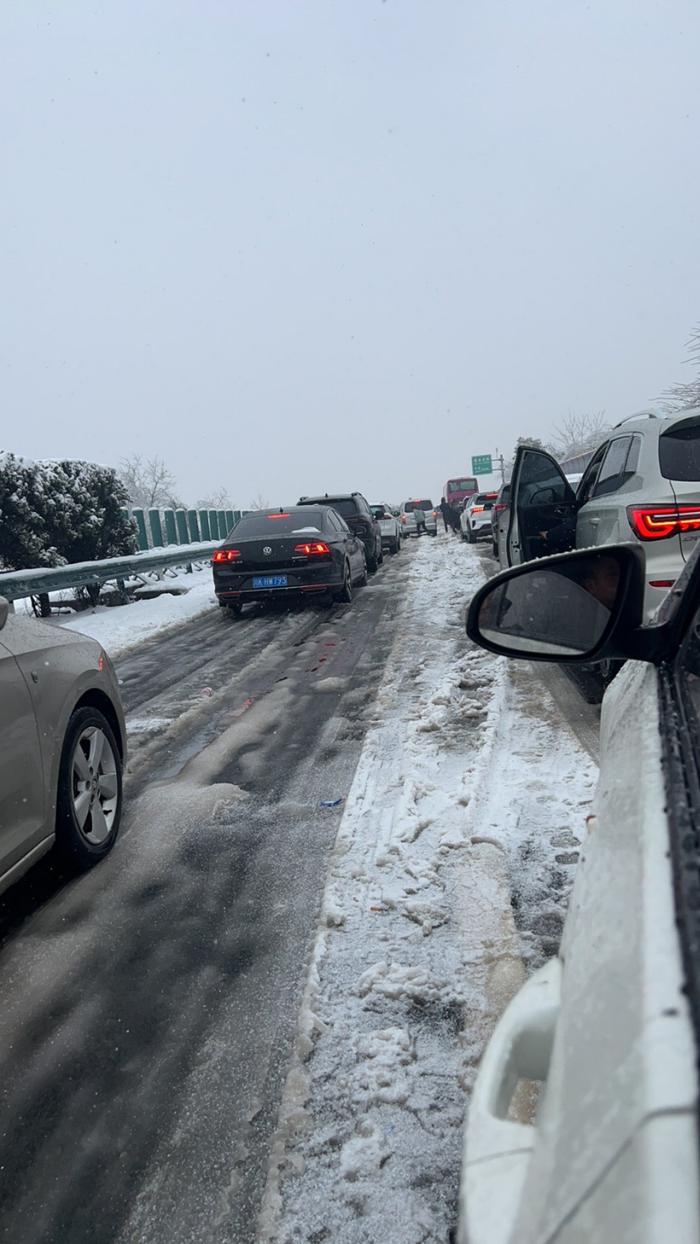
[466,544,668,666]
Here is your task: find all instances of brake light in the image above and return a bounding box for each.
[212,549,241,562]
[267,513,290,519]
[294,541,331,556]
[627,504,700,541]
[472,505,485,513]
[400,515,407,524]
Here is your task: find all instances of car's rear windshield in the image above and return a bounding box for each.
[231,510,325,537]
[371,506,388,518]
[475,494,497,505]
[405,499,433,511]
[448,478,477,493]
[659,420,700,481]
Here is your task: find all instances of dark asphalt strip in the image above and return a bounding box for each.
[0,554,408,1244]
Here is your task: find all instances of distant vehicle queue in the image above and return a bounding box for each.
[211,490,449,615]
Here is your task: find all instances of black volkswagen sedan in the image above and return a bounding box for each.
[212,506,368,615]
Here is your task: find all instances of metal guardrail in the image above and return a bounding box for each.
[0,541,219,604]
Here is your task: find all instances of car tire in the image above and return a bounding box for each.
[226,602,242,617]
[366,552,378,573]
[336,562,353,603]
[467,526,475,543]
[55,706,123,870]
[378,544,384,565]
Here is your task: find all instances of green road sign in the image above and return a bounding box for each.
[471,453,493,475]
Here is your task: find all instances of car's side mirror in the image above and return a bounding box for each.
[0,597,9,631]
[466,545,665,665]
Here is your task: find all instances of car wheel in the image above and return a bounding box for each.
[467,525,475,543]
[226,601,242,617]
[336,562,353,603]
[366,552,378,573]
[378,543,384,565]
[56,707,123,870]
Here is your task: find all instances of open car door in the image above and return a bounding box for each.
[508,447,578,566]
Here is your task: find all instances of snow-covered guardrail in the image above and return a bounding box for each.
[0,541,220,604]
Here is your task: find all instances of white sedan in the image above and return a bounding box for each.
[460,542,700,1244]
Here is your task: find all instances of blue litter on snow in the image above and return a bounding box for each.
[320,798,344,808]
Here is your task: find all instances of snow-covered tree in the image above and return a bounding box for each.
[0,453,136,570]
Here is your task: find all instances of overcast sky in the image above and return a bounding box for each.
[2,0,699,505]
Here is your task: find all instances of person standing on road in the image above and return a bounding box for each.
[440,498,450,533]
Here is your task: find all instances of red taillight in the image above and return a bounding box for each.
[267,513,290,519]
[213,548,241,563]
[627,504,700,541]
[649,580,675,588]
[472,505,485,513]
[400,515,407,525]
[493,504,506,514]
[294,541,331,556]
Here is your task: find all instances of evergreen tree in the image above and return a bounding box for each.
[0,453,137,570]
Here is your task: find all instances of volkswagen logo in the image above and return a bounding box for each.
[263,546,273,555]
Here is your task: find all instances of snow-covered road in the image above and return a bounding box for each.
[0,535,597,1244]
[261,537,596,1243]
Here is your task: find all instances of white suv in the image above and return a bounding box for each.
[506,409,700,617]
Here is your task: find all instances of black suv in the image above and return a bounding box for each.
[298,492,383,572]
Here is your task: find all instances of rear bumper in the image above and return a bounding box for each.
[214,562,342,603]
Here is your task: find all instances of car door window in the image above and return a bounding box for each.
[577,445,607,505]
[592,436,633,499]
[516,450,573,505]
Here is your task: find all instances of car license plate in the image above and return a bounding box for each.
[252,574,288,589]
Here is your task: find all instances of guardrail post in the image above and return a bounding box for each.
[132,509,149,551]
[198,510,211,540]
[176,510,189,544]
[208,510,219,540]
[233,510,241,523]
[116,577,129,605]
[187,510,200,542]
[164,510,177,545]
[149,509,164,547]
[225,509,235,531]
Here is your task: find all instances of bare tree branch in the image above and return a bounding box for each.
[119,455,184,509]
[658,324,700,413]
[552,411,610,460]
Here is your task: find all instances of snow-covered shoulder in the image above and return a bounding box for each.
[259,536,597,1242]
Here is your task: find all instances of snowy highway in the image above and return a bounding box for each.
[0,538,596,1244]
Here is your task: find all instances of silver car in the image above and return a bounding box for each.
[370,504,402,554]
[0,596,126,894]
[399,498,438,537]
[506,410,700,618]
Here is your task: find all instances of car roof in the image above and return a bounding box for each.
[299,492,359,502]
[612,408,700,435]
